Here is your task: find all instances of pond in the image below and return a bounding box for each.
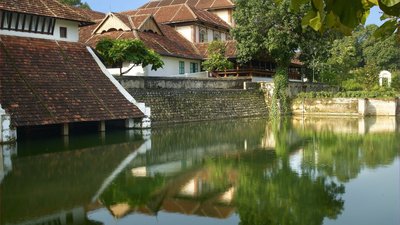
[1,117,399,225]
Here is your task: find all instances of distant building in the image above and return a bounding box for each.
[80,0,302,79]
[0,0,151,143]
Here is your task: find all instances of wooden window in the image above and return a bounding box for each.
[213,31,221,41]
[60,26,67,38]
[179,61,185,74]
[0,10,55,35]
[199,28,207,43]
[190,62,199,73]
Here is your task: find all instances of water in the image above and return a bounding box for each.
[1,117,399,225]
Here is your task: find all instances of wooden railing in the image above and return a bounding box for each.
[211,69,301,80]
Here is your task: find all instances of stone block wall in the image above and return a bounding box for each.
[116,76,251,90]
[292,98,359,116]
[127,89,268,123]
[292,98,399,116]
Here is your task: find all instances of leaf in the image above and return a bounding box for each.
[380,13,392,20]
[290,0,310,11]
[310,12,323,30]
[380,0,400,7]
[367,0,379,4]
[378,1,400,16]
[373,19,398,37]
[302,10,318,29]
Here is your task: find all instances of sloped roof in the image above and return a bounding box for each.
[81,20,202,60]
[0,0,93,24]
[139,0,235,10]
[122,4,230,30]
[0,35,144,127]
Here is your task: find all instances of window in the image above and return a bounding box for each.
[213,31,221,41]
[199,28,207,43]
[179,61,185,74]
[60,27,67,38]
[0,11,55,34]
[190,62,199,73]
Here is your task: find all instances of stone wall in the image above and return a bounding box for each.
[292,98,399,116]
[116,76,251,90]
[127,89,268,123]
[292,98,359,116]
[251,81,339,98]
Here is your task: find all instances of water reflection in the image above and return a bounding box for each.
[1,117,399,225]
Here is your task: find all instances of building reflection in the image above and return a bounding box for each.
[1,117,399,225]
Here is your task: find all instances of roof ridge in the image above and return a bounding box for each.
[185,4,199,20]
[39,0,58,17]
[170,4,185,22]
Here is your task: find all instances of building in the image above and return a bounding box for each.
[0,0,151,143]
[80,12,204,77]
[80,0,302,79]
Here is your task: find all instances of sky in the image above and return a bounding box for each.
[85,0,384,26]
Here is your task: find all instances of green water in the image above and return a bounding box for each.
[1,117,399,225]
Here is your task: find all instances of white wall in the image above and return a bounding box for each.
[108,56,203,77]
[175,25,193,42]
[0,19,80,42]
[211,9,233,26]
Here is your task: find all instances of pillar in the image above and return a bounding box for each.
[99,121,106,132]
[62,123,69,136]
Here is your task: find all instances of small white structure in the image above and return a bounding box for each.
[379,70,392,87]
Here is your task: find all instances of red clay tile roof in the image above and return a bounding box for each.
[73,7,106,21]
[122,4,230,30]
[81,20,202,60]
[0,35,144,127]
[0,0,93,24]
[139,0,235,10]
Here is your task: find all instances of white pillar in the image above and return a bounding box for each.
[99,121,106,132]
[62,123,69,136]
[0,105,17,143]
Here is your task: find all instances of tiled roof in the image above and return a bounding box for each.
[0,35,144,127]
[81,21,202,60]
[122,4,230,30]
[0,0,93,24]
[73,7,106,21]
[139,0,235,10]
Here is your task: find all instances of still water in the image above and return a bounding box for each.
[1,117,399,225]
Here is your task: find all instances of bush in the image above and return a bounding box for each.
[296,90,398,99]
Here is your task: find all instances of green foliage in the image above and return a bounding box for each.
[271,68,290,117]
[59,0,90,9]
[291,0,400,37]
[96,38,164,76]
[232,0,304,65]
[201,41,233,72]
[296,90,398,99]
[361,28,400,70]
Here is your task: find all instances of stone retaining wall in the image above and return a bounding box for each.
[116,76,251,89]
[127,89,268,123]
[292,98,399,116]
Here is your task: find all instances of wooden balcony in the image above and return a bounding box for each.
[210,69,302,80]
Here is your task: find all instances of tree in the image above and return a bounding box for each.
[290,0,400,37]
[361,26,400,70]
[59,0,91,9]
[201,41,234,76]
[96,39,164,76]
[233,0,329,115]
